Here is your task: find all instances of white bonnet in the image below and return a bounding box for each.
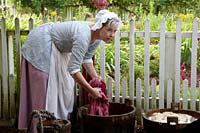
[91,10,121,31]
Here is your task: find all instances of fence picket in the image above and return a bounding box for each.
[129,19,135,102]
[1,17,9,118]
[167,80,172,108]
[183,79,189,110]
[175,19,181,103]
[144,19,150,112]
[114,30,120,103]
[100,42,105,80]
[136,78,142,124]
[29,18,34,31]
[8,35,14,75]
[15,18,21,116]
[9,75,16,118]
[159,19,165,109]
[107,76,113,102]
[151,79,157,109]
[122,77,127,103]
[190,19,198,111]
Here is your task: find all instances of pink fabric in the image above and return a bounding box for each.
[88,78,109,116]
[89,78,107,95]
[18,57,49,132]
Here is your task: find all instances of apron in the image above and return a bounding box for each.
[45,43,74,120]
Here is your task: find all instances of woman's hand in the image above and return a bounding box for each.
[89,77,107,95]
[89,87,102,99]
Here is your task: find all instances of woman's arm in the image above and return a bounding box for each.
[82,62,99,78]
[72,71,101,99]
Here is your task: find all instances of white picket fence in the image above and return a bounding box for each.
[0,17,200,122]
[79,19,200,115]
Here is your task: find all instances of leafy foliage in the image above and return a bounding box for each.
[12,0,200,20]
[153,0,200,17]
[14,0,66,16]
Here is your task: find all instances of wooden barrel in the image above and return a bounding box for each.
[37,119,71,133]
[142,103,200,133]
[79,102,136,133]
[28,110,71,133]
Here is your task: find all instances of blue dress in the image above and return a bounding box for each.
[21,21,101,74]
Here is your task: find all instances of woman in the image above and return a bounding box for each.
[18,9,121,131]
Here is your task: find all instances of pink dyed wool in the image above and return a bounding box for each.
[89,78,109,116]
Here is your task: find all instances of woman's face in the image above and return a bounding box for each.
[99,24,118,43]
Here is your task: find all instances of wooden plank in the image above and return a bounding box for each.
[144,19,150,112]
[114,30,120,103]
[151,78,157,109]
[174,19,181,103]
[182,80,188,110]
[159,19,165,109]
[167,80,172,108]
[129,19,135,102]
[121,77,127,103]
[1,17,9,118]
[190,19,198,111]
